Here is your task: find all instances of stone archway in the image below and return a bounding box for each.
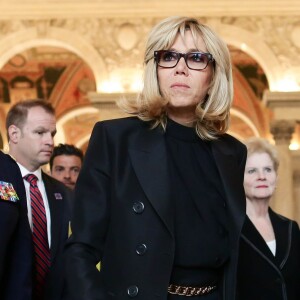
[211,22,283,91]
[230,108,261,138]
[55,105,100,145]
[55,98,126,148]
[0,26,108,92]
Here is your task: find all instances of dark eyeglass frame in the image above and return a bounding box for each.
[154,50,214,71]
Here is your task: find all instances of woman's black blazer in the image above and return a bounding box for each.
[65,117,247,300]
[237,208,300,300]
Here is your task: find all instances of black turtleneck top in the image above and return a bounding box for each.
[165,119,230,297]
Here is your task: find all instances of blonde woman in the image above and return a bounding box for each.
[65,16,247,300]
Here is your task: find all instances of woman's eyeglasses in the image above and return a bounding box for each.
[154,50,214,70]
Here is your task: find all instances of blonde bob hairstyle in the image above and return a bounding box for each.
[244,137,279,173]
[119,16,233,140]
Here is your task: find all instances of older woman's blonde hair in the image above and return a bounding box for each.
[119,16,233,140]
[244,137,280,172]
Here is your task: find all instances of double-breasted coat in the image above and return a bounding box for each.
[237,209,300,300]
[65,117,247,300]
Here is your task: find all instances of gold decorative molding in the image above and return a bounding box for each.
[222,17,300,67]
[0,1,300,20]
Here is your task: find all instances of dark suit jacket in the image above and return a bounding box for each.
[41,172,72,300]
[237,209,300,300]
[65,117,247,300]
[0,151,32,300]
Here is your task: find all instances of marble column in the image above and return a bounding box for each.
[293,170,300,224]
[270,120,295,219]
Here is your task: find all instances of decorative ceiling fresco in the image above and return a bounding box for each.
[0,47,96,115]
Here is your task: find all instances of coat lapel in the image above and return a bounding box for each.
[269,208,291,267]
[242,216,276,261]
[211,138,246,230]
[129,126,173,237]
[42,173,64,262]
[241,210,292,269]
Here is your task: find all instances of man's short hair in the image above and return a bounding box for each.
[50,143,84,170]
[6,99,55,140]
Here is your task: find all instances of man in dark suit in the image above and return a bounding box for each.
[6,99,71,300]
[0,150,32,300]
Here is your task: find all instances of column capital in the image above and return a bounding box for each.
[270,120,296,145]
[263,91,300,121]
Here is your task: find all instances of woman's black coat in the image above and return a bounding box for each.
[237,208,300,300]
[65,117,247,300]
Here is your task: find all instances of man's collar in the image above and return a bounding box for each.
[17,163,42,181]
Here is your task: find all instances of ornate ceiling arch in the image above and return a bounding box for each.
[0,26,107,91]
[210,21,281,91]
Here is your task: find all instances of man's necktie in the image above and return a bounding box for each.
[24,174,51,300]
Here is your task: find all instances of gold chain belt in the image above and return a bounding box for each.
[168,283,217,297]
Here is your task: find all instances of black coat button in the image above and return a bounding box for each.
[136,243,147,255]
[127,285,139,297]
[133,201,144,214]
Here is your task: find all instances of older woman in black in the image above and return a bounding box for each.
[65,16,247,300]
[237,137,300,300]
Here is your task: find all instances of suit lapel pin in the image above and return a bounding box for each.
[54,193,63,200]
